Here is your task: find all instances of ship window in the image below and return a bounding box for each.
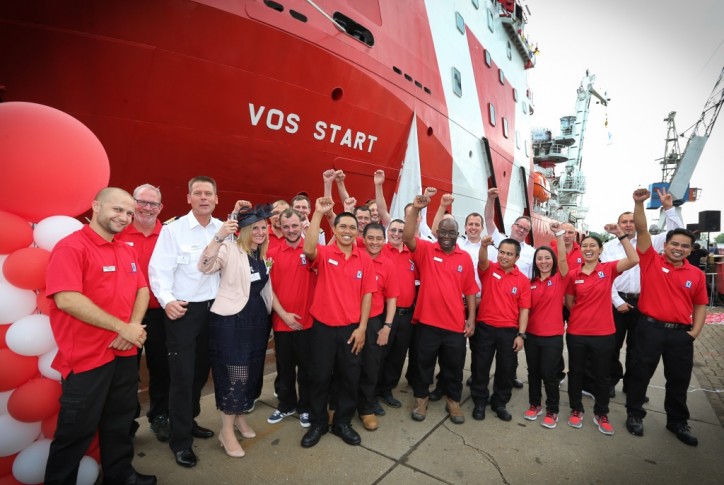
[404,73,413,82]
[502,118,509,138]
[455,12,465,34]
[488,103,496,126]
[264,0,283,12]
[513,88,518,102]
[414,80,423,89]
[499,69,505,85]
[507,41,512,60]
[524,139,529,157]
[522,101,527,115]
[452,67,462,97]
[515,130,520,149]
[392,66,402,75]
[333,12,374,47]
[424,87,432,95]
[290,10,307,22]
[487,9,494,32]
[472,0,480,9]
[484,50,491,67]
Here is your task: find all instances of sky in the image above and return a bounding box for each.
[525,0,724,240]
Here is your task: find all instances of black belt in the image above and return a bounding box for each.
[618,292,640,300]
[396,307,413,316]
[645,316,690,331]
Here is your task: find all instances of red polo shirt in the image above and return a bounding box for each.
[638,245,707,324]
[46,225,147,378]
[528,273,568,336]
[550,240,583,268]
[411,239,478,332]
[309,244,376,326]
[566,261,621,336]
[382,243,417,308]
[268,231,285,252]
[369,254,400,317]
[477,262,531,328]
[117,220,162,309]
[268,242,316,331]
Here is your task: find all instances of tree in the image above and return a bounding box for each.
[715,233,724,244]
[589,231,615,243]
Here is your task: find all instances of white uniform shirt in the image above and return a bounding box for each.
[491,228,534,278]
[457,236,497,297]
[600,207,683,307]
[149,211,223,307]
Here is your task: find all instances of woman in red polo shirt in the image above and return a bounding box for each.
[524,223,569,429]
[565,226,638,435]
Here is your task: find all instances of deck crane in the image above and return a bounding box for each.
[648,67,724,231]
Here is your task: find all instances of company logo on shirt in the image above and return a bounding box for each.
[356,270,363,279]
[512,287,518,294]
[409,259,415,272]
[457,265,463,273]
[300,254,307,265]
[597,271,605,278]
[547,279,553,286]
[577,258,582,263]
[685,280,692,288]
[131,262,137,272]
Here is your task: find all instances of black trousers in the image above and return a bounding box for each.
[412,323,466,402]
[308,320,361,427]
[143,308,170,421]
[611,299,641,390]
[567,333,615,416]
[626,316,694,424]
[470,322,516,408]
[165,300,211,452]
[358,315,384,415]
[524,334,564,413]
[377,309,414,395]
[274,327,312,414]
[45,356,137,485]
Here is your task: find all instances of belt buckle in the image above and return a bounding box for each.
[663,322,675,329]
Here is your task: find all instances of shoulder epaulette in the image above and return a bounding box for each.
[163,215,181,225]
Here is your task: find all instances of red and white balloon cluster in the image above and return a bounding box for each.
[0,102,110,485]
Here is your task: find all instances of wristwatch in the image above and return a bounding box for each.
[213,234,225,243]
[554,230,565,237]
[383,323,392,329]
[517,332,527,340]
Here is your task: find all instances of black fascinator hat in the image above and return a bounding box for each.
[236,204,274,228]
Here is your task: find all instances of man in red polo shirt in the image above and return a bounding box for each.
[625,188,707,446]
[266,208,315,428]
[301,197,376,448]
[116,183,170,442]
[267,199,290,252]
[403,195,478,425]
[471,236,531,422]
[44,188,156,485]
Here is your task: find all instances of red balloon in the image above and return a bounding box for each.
[42,411,60,439]
[0,454,17,478]
[0,474,23,485]
[0,349,38,391]
[36,290,51,315]
[0,212,33,255]
[0,324,9,349]
[0,102,110,221]
[7,377,62,422]
[2,247,51,290]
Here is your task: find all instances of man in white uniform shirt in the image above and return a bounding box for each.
[600,187,682,398]
[149,176,223,468]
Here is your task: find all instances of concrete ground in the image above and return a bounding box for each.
[130,316,724,484]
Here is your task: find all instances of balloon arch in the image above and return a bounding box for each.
[0,102,111,484]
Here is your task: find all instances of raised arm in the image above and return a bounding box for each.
[304,197,334,261]
[431,193,454,239]
[484,188,498,236]
[605,223,640,273]
[322,170,338,227]
[373,170,392,227]
[550,221,569,277]
[335,170,350,201]
[403,195,429,252]
[633,188,652,254]
[478,235,493,272]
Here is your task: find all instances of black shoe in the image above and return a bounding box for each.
[372,400,386,416]
[174,448,197,468]
[493,406,512,422]
[466,376,472,387]
[625,415,644,436]
[331,423,361,446]
[609,386,616,398]
[644,395,650,403]
[472,403,486,421]
[192,421,214,439]
[150,414,170,442]
[119,471,158,485]
[428,388,444,402]
[378,392,402,408]
[666,422,698,446]
[512,379,524,389]
[301,425,328,448]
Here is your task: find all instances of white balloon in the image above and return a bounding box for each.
[33,216,82,252]
[0,281,37,322]
[38,347,61,381]
[0,414,41,456]
[12,438,51,484]
[77,456,100,485]
[0,389,12,414]
[6,314,56,356]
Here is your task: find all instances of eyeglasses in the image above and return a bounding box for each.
[513,223,531,233]
[135,199,161,209]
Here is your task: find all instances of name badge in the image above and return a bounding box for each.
[250,272,261,282]
[103,266,116,272]
[575,279,584,284]
[433,257,443,263]
[125,241,134,247]
[662,267,670,274]
[531,285,537,290]
[492,272,501,280]
[328,259,338,266]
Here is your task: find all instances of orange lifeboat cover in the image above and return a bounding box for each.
[533,172,550,202]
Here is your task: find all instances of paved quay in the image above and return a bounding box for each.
[132,311,724,484]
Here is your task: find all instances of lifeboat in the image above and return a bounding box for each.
[533,172,551,202]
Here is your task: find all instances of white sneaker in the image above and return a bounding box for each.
[267,409,295,424]
[299,413,311,428]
